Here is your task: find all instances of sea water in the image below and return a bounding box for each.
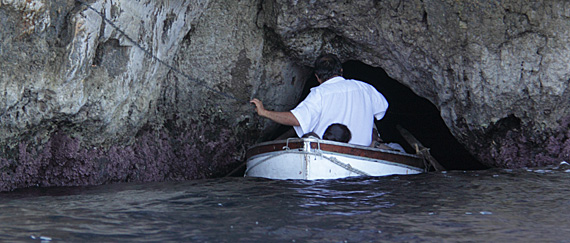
[1,166,570,242]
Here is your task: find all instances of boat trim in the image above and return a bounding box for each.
[246,138,426,170]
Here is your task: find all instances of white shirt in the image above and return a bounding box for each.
[290,77,388,146]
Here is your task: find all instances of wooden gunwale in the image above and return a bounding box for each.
[246,139,426,169]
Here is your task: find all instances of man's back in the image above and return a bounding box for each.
[249,53,389,147]
[291,77,388,146]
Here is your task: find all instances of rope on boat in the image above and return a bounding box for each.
[320,154,370,176]
[245,150,370,177]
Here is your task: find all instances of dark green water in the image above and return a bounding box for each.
[1,166,570,242]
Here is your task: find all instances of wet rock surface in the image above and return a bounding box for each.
[1,0,570,190]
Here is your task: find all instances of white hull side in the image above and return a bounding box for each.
[245,150,423,180]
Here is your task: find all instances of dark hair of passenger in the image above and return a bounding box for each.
[302,132,320,139]
[314,54,343,81]
[322,123,351,143]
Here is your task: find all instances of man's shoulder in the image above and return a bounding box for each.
[348,78,372,86]
[318,77,380,95]
[344,79,379,91]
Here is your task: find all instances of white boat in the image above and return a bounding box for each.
[244,137,428,180]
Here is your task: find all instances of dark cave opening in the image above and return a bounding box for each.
[284,60,487,171]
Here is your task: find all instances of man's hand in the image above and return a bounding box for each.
[249,98,300,127]
[250,98,266,117]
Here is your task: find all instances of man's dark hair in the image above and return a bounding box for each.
[323,123,351,143]
[314,53,343,81]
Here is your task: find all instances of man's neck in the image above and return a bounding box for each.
[318,75,342,84]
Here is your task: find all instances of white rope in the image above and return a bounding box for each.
[321,155,370,176]
[245,149,370,177]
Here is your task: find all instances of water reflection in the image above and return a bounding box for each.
[0,168,569,242]
[293,179,393,217]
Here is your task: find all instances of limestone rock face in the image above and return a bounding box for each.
[1,0,570,190]
[0,0,309,191]
[1,0,207,145]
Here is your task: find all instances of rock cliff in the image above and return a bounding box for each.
[1,0,569,190]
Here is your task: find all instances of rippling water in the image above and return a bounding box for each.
[1,166,570,242]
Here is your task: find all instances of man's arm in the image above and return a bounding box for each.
[250,98,300,126]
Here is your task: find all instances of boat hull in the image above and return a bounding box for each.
[245,138,425,180]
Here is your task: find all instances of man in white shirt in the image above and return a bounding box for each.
[250,54,389,146]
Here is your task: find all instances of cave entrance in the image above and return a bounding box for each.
[291,60,486,171]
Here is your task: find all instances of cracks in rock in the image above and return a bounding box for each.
[422,8,428,31]
[161,12,176,43]
[486,114,521,141]
[260,25,293,58]
[92,39,130,77]
[255,0,265,29]
[419,0,429,31]
[53,2,78,48]
[181,23,196,45]
[502,9,531,39]
[388,0,402,14]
